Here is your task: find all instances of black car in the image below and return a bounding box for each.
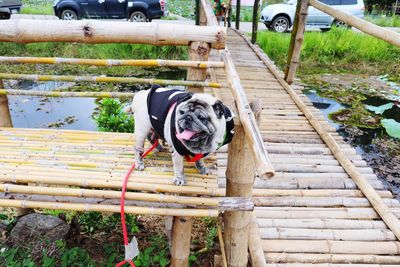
[53,0,168,22]
[0,0,22,19]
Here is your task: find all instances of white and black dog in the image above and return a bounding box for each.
[127,85,234,186]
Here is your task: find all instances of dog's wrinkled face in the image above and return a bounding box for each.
[175,94,228,154]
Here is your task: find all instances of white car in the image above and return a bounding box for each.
[260,0,365,32]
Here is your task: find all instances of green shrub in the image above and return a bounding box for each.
[95,99,134,133]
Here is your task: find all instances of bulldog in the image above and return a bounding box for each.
[128,85,234,186]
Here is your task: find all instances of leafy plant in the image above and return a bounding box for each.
[382,119,400,139]
[134,235,170,267]
[95,99,135,133]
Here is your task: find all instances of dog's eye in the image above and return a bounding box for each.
[179,110,185,115]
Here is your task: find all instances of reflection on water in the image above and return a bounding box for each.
[8,69,187,131]
[303,89,344,129]
[9,96,98,131]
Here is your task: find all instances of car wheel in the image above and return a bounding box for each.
[0,12,11,20]
[130,11,147,22]
[333,20,351,29]
[320,28,331,32]
[61,9,78,20]
[271,16,290,33]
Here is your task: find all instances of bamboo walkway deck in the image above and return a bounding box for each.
[0,26,399,266]
[213,29,400,265]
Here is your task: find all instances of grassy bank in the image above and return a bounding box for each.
[21,0,53,15]
[257,28,400,77]
[365,15,400,27]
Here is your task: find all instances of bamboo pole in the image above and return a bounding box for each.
[223,124,254,267]
[264,253,400,264]
[221,51,274,178]
[0,73,221,88]
[251,0,261,44]
[259,228,396,241]
[309,0,400,48]
[236,0,241,30]
[200,0,219,26]
[171,216,192,266]
[217,222,228,267]
[0,183,251,210]
[257,218,388,229]
[0,19,226,49]
[0,89,134,98]
[284,0,308,84]
[234,29,400,241]
[249,213,268,267]
[0,56,224,68]
[186,42,211,93]
[262,239,400,254]
[0,198,219,217]
[0,80,12,127]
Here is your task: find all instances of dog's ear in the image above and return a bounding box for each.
[212,100,225,119]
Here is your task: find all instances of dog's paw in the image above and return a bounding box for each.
[195,161,210,175]
[135,161,145,171]
[172,176,186,186]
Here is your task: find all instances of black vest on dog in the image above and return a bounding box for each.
[147,86,234,159]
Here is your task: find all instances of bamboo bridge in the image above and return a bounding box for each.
[1,0,400,266]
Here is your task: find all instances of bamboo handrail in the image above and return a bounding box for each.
[221,50,275,178]
[237,30,400,241]
[0,56,225,68]
[0,19,226,49]
[0,89,134,98]
[309,0,400,48]
[0,73,221,88]
[200,0,219,26]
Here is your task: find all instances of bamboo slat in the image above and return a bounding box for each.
[257,218,388,229]
[264,253,400,264]
[262,239,400,254]
[0,19,226,49]
[0,89,134,98]
[0,73,221,88]
[0,56,224,68]
[249,213,268,267]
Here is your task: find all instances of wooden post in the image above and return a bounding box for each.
[171,216,192,266]
[284,0,308,85]
[199,0,207,26]
[195,0,200,25]
[0,80,12,127]
[223,124,255,267]
[251,0,261,44]
[186,41,211,93]
[235,0,241,30]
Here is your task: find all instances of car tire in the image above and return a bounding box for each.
[129,11,147,22]
[333,20,351,29]
[61,9,78,20]
[0,12,11,20]
[271,16,290,33]
[320,28,331,32]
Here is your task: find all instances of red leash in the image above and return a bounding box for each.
[116,140,160,267]
[116,138,202,266]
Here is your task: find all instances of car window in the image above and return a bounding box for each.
[340,0,357,4]
[320,0,336,5]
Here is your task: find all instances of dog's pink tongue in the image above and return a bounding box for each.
[177,130,196,140]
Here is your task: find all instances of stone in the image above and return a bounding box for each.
[9,213,70,246]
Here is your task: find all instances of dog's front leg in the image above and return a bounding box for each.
[195,159,210,175]
[171,150,186,186]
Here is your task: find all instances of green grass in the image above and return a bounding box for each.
[364,15,400,27]
[231,6,255,22]
[257,28,400,77]
[169,0,195,18]
[21,0,54,15]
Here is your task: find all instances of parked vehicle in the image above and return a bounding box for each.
[260,0,365,32]
[53,0,168,22]
[0,0,22,20]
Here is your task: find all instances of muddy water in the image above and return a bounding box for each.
[7,70,187,131]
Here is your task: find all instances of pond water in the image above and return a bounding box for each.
[7,70,187,131]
